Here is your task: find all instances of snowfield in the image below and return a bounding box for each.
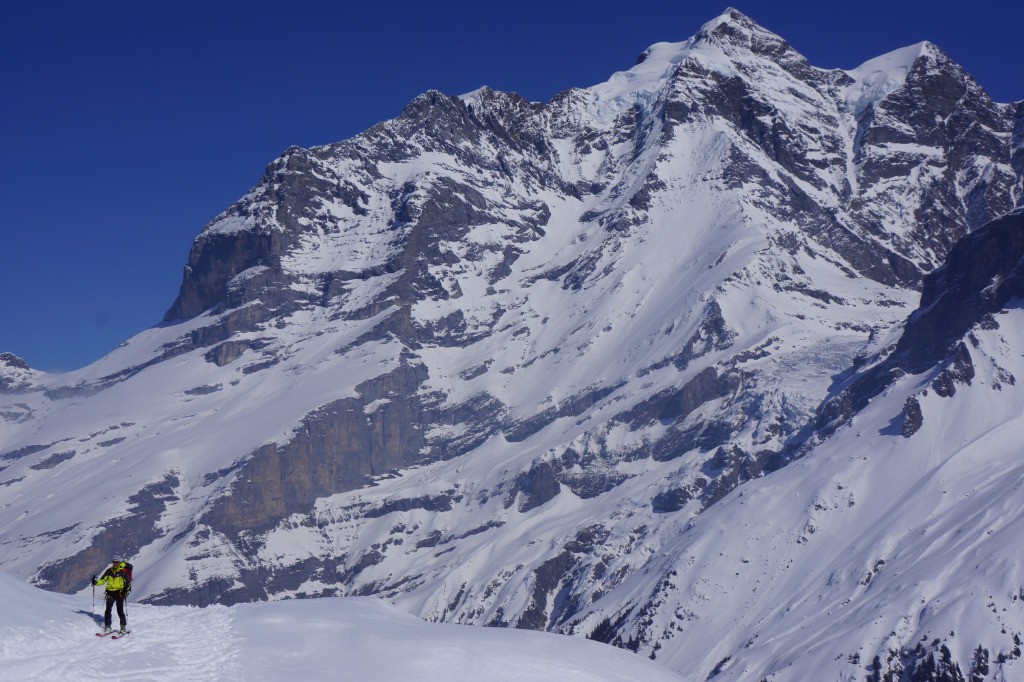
[0,572,683,681]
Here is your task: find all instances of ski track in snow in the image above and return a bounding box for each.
[2,599,239,680]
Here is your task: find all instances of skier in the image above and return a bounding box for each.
[93,559,130,635]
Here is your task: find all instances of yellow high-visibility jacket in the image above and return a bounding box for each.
[96,563,128,594]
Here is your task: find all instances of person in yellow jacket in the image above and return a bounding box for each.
[93,559,129,634]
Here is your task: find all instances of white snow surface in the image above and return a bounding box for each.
[843,41,934,114]
[0,572,682,681]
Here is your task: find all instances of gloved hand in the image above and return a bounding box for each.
[92,575,97,585]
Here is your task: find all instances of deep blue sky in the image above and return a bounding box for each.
[2,1,1022,372]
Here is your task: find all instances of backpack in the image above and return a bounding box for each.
[122,562,134,595]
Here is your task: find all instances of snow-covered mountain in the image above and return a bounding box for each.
[571,207,1024,680]
[2,8,1023,679]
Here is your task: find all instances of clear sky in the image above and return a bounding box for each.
[2,0,1022,372]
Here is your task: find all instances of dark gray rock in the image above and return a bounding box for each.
[201,357,430,538]
[931,343,975,397]
[2,443,53,461]
[901,396,924,437]
[619,367,737,433]
[362,492,460,519]
[0,353,28,370]
[1012,101,1024,178]
[30,451,75,470]
[516,550,580,630]
[505,383,623,443]
[818,210,1024,434]
[506,461,561,513]
[205,339,269,367]
[652,486,694,513]
[184,384,223,396]
[165,227,292,322]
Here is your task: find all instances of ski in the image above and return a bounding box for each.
[111,630,131,639]
[95,631,115,638]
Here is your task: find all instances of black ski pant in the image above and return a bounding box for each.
[104,591,126,629]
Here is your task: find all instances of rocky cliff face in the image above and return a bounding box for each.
[816,208,1024,435]
[1,8,1023,679]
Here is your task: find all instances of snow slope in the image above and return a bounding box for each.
[574,312,1024,679]
[0,572,682,681]
[565,214,1024,679]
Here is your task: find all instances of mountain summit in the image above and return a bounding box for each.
[2,10,1023,680]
